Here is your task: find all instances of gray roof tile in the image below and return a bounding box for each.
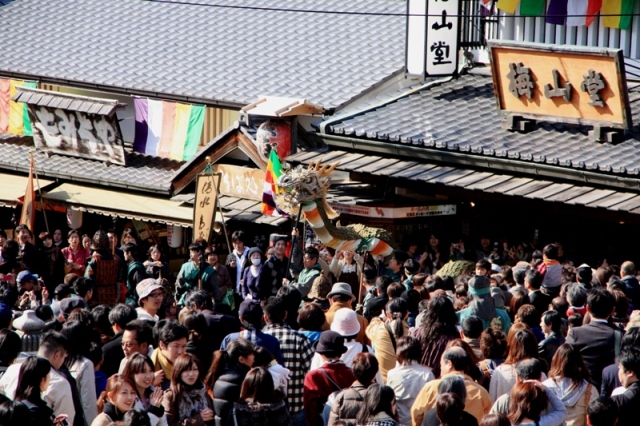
[325,72,640,178]
[0,0,405,109]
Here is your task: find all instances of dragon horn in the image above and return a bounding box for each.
[320,162,340,177]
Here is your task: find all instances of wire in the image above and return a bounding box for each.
[143,0,640,19]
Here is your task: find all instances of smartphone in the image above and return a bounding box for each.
[57,419,69,426]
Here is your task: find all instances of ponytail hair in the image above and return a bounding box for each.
[97,374,135,412]
[386,298,408,339]
[205,338,255,395]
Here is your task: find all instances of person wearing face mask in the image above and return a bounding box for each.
[123,353,168,426]
[241,248,263,301]
[92,375,137,426]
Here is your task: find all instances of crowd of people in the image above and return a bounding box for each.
[0,224,637,426]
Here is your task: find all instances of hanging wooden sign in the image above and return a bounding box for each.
[193,174,220,243]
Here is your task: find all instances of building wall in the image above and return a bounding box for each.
[39,84,238,147]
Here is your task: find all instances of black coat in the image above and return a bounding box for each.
[612,381,640,426]
[201,309,240,351]
[600,363,621,397]
[538,331,565,366]
[24,400,54,426]
[101,332,124,377]
[566,321,623,390]
[213,364,250,426]
[529,290,552,316]
[621,275,640,308]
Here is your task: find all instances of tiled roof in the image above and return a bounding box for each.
[324,71,640,177]
[0,0,405,110]
[0,133,181,194]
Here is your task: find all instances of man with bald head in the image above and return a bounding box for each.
[620,261,640,308]
[410,346,492,426]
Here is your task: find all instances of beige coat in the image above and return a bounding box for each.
[365,317,409,382]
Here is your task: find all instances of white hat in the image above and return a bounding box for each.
[13,310,45,332]
[330,308,360,337]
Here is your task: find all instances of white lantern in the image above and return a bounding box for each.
[167,224,183,248]
[66,209,83,229]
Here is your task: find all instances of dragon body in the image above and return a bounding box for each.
[276,161,396,256]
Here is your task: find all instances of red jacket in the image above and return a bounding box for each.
[303,361,355,426]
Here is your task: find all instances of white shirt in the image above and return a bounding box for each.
[136,307,159,322]
[232,247,250,292]
[387,362,435,425]
[0,364,75,420]
[310,340,383,384]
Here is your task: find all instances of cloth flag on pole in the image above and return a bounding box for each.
[496,0,520,14]
[480,0,495,15]
[261,150,288,217]
[602,0,636,29]
[20,155,36,231]
[132,97,205,161]
[0,79,37,136]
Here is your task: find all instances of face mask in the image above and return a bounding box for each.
[251,258,261,266]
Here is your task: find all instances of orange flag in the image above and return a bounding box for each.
[20,155,35,231]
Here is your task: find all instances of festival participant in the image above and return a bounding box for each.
[162,353,213,426]
[175,243,220,308]
[62,230,90,278]
[231,366,292,426]
[136,279,165,323]
[92,375,137,426]
[151,321,189,390]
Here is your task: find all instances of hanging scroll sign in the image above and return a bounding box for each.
[193,174,220,243]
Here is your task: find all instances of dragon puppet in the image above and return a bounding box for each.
[275,160,396,256]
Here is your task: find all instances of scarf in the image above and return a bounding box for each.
[178,382,210,421]
[102,401,126,422]
[151,348,173,380]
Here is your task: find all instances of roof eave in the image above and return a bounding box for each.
[317,132,640,193]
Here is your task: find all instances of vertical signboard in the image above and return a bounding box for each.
[193,174,220,243]
[406,0,461,78]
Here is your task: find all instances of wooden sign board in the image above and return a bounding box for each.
[193,174,220,243]
[216,164,264,202]
[488,40,632,130]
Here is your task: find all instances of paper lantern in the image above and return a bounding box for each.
[255,120,291,162]
[66,209,83,229]
[167,224,183,248]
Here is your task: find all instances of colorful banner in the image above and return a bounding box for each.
[567,0,589,26]
[0,79,37,135]
[133,97,205,161]
[261,150,288,217]
[602,0,636,29]
[546,0,569,25]
[586,0,602,26]
[520,0,546,16]
[497,0,521,14]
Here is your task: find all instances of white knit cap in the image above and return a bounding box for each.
[330,308,360,337]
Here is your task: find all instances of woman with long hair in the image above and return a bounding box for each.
[490,326,542,401]
[411,295,460,377]
[61,319,98,425]
[365,298,410,382]
[508,382,549,426]
[538,310,565,366]
[542,344,598,426]
[0,328,21,375]
[0,393,31,424]
[162,353,213,426]
[145,245,169,280]
[122,353,168,426]
[231,366,291,426]
[478,327,507,390]
[15,356,61,425]
[93,375,137,426]
[61,229,90,278]
[204,338,254,425]
[355,384,401,426]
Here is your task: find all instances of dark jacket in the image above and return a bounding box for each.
[529,290,552,316]
[232,400,292,426]
[226,248,251,292]
[538,331,565,365]
[327,382,368,426]
[363,294,389,321]
[23,399,54,426]
[258,255,290,300]
[200,309,240,351]
[611,381,640,426]
[19,242,40,274]
[566,321,623,390]
[621,275,640,308]
[126,260,148,304]
[212,364,250,426]
[101,332,124,377]
[600,363,621,397]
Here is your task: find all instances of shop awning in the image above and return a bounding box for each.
[287,150,640,215]
[0,174,53,207]
[43,183,211,227]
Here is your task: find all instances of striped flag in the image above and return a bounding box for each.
[0,79,37,136]
[261,150,288,217]
[133,97,205,161]
[602,0,636,29]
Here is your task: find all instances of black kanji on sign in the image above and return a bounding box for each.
[580,69,607,107]
[543,69,572,102]
[506,62,535,100]
[432,10,453,30]
[431,41,452,65]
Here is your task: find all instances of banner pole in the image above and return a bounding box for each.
[32,152,50,233]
